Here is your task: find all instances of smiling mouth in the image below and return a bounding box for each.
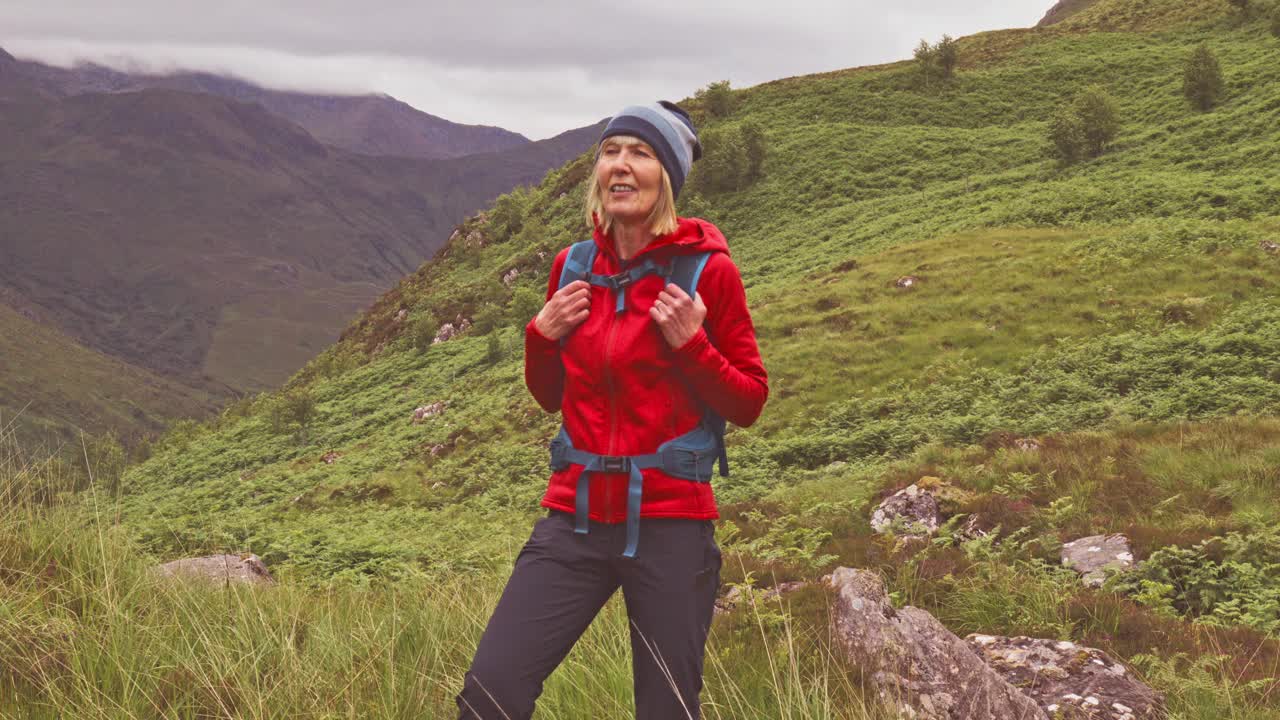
[609,184,636,193]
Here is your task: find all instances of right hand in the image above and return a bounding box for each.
[534,280,591,341]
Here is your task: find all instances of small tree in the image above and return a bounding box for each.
[695,81,736,118]
[936,35,960,79]
[913,39,938,87]
[507,286,545,328]
[1074,85,1121,158]
[1183,43,1224,111]
[269,387,315,436]
[1049,86,1120,163]
[740,122,767,182]
[1049,103,1087,164]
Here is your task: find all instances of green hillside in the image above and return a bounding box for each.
[0,302,216,449]
[7,0,1280,716]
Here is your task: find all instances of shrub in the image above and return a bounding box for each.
[1271,6,1280,36]
[936,35,959,78]
[695,80,736,118]
[740,121,767,183]
[1049,85,1120,163]
[1183,43,1224,111]
[1226,0,1247,12]
[269,387,316,435]
[507,286,545,328]
[409,314,439,351]
[914,35,960,88]
[487,187,530,243]
[1049,103,1087,164]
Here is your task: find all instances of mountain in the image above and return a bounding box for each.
[1037,0,1102,26]
[0,59,603,434]
[8,56,530,159]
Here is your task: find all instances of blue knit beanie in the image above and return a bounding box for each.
[598,101,702,199]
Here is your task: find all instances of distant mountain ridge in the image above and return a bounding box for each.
[6,54,531,159]
[0,46,605,442]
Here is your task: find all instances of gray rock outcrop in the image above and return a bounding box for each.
[154,554,274,586]
[871,483,941,537]
[1061,534,1134,587]
[966,635,1165,719]
[827,567,1048,719]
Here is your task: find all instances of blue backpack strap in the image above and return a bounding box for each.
[558,240,597,292]
[667,251,730,478]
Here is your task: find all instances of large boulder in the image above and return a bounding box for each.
[1061,534,1134,588]
[154,554,274,586]
[966,635,1165,719]
[827,567,1048,720]
[871,483,941,537]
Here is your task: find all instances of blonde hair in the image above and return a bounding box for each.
[584,136,679,238]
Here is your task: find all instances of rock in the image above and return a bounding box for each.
[394,308,408,322]
[465,230,486,249]
[966,635,1165,720]
[502,268,520,286]
[871,483,941,537]
[154,554,274,586]
[895,275,920,289]
[412,401,447,423]
[1061,534,1134,588]
[448,229,462,243]
[1014,437,1042,451]
[714,581,809,615]
[321,451,341,464]
[1262,240,1279,255]
[828,567,1048,720]
[433,315,472,344]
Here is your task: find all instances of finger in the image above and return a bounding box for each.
[665,283,691,302]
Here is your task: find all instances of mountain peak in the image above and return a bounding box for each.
[0,47,15,63]
[1037,0,1101,26]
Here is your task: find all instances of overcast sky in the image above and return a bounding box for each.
[0,1,1050,140]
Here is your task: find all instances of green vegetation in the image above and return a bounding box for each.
[913,34,960,86]
[1049,84,1122,163]
[1184,43,1226,110]
[8,0,1280,716]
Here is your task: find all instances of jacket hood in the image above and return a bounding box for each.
[591,216,729,265]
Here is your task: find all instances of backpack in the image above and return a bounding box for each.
[548,239,729,557]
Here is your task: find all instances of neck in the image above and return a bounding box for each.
[612,220,654,262]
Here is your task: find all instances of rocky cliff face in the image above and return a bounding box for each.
[1038,0,1103,26]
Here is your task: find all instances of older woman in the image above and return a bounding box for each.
[456,101,768,720]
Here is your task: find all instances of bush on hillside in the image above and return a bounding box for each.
[269,387,316,436]
[914,35,960,88]
[487,186,531,243]
[1226,0,1248,12]
[1271,5,1280,36]
[507,286,545,329]
[684,123,770,195]
[1049,85,1121,163]
[695,80,736,119]
[1183,43,1225,111]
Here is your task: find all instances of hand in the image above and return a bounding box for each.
[650,284,706,348]
[534,280,590,341]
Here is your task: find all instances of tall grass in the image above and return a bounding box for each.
[0,425,880,719]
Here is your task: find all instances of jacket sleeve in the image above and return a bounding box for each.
[524,248,569,413]
[671,252,769,428]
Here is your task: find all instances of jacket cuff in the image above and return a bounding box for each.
[673,326,710,358]
[526,316,558,347]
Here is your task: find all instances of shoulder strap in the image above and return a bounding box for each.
[558,240,598,292]
[669,250,730,477]
[666,251,714,299]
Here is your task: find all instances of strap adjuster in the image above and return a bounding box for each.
[605,271,635,289]
[600,455,630,473]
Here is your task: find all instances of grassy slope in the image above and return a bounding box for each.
[0,302,216,449]
[10,0,1280,716]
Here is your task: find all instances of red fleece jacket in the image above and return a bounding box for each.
[524,216,768,522]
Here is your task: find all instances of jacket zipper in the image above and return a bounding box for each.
[602,264,622,522]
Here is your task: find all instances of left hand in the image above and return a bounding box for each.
[650,283,706,348]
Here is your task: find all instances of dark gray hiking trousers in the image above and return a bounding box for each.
[456,509,722,719]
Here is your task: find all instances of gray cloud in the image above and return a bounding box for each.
[0,1,1049,139]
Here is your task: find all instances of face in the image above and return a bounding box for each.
[596,136,663,227]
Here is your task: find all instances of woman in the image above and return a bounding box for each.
[456,100,768,720]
